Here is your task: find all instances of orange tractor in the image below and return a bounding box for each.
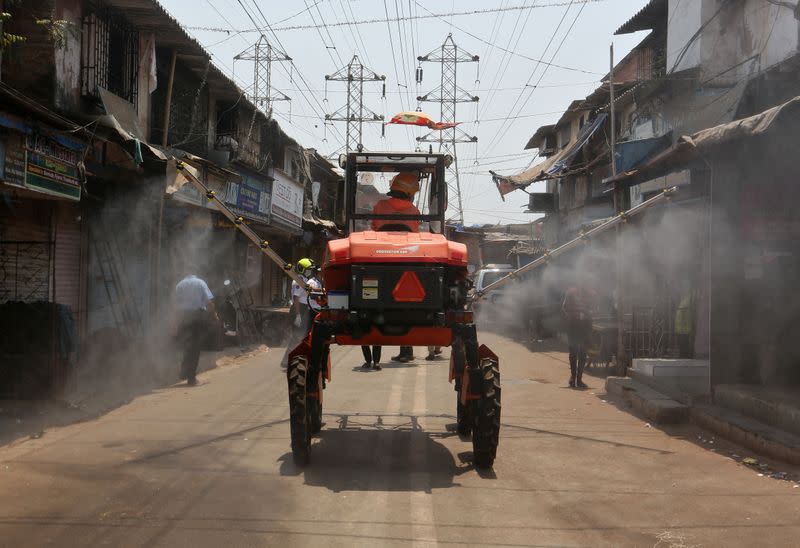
[287,151,500,467]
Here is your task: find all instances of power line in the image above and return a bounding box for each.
[482,1,576,155]
[382,0,409,116]
[186,1,610,34]
[411,0,600,75]
[304,0,342,67]
[235,0,347,149]
[484,1,588,157]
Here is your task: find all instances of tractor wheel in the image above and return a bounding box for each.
[288,355,311,465]
[456,395,472,438]
[472,357,501,469]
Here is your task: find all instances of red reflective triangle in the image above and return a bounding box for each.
[392,271,426,303]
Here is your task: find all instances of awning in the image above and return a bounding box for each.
[92,114,167,162]
[90,88,167,163]
[492,112,608,196]
[614,133,672,173]
[605,95,800,188]
[660,80,748,137]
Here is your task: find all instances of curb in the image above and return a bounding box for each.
[690,405,800,466]
[605,377,689,424]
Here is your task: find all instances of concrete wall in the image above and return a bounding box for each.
[701,1,800,86]
[667,0,703,73]
[669,0,800,82]
[53,0,82,112]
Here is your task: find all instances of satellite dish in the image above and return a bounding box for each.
[312,181,321,208]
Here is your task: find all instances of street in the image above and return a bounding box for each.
[0,332,798,548]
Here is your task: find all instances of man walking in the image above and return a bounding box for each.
[175,271,216,386]
[562,281,593,389]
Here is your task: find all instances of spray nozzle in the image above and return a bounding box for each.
[260,240,269,249]
[234,216,244,225]
[206,190,216,201]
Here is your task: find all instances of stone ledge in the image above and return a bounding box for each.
[605,377,689,424]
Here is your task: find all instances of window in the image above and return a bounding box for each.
[215,101,239,140]
[81,3,139,105]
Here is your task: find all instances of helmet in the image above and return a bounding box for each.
[390,172,420,195]
[295,258,315,275]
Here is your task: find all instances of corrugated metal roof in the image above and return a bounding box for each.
[107,0,301,148]
[615,0,667,36]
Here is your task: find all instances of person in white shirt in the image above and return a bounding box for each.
[175,271,217,386]
[291,258,322,335]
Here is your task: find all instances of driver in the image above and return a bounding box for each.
[371,172,421,232]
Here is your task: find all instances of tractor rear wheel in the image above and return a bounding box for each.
[472,357,501,469]
[288,355,311,465]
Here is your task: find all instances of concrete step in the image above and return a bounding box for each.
[605,377,689,424]
[691,404,800,466]
[714,384,800,437]
[629,358,710,404]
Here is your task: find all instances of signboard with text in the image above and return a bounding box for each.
[224,174,271,223]
[25,134,82,200]
[0,131,26,188]
[270,168,304,228]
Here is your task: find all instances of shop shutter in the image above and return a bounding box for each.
[53,203,82,325]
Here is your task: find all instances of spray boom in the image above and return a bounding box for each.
[473,186,678,300]
[174,161,309,289]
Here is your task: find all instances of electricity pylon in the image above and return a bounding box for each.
[325,55,385,153]
[417,34,479,226]
[235,35,291,116]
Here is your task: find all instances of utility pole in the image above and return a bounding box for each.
[416,33,479,226]
[325,55,385,153]
[235,35,292,116]
[610,42,626,376]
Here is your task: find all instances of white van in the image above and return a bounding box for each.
[473,264,514,302]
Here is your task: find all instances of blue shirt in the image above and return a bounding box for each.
[175,275,214,311]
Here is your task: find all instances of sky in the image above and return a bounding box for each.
[158,0,650,226]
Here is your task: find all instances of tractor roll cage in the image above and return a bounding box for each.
[343,151,448,234]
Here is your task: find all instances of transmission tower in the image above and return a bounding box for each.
[325,55,386,153]
[417,34,479,226]
[234,35,291,115]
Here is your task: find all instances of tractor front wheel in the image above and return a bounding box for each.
[288,355,311,465]
[472,357,501,469]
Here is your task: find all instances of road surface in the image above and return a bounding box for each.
[0,332,798,547]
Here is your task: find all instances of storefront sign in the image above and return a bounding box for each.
[270,168,304,228]
[224,174,271,223]
[25,134,82,200]
[0,131,26,188]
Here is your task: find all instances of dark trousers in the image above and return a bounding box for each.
[179,310,208,382]
[567,319,591,380]
[301,306,318,335]
[361,345,382,363]
[399,346,413,358]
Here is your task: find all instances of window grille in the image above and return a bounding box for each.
[81,3,139,105]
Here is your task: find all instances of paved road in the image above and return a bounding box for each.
[0,332,798,547]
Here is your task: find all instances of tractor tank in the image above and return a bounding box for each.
[322,230,472,346]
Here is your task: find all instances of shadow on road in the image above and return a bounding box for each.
[278,413,480,492]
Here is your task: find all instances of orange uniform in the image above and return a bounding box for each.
[371,197,421,232]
